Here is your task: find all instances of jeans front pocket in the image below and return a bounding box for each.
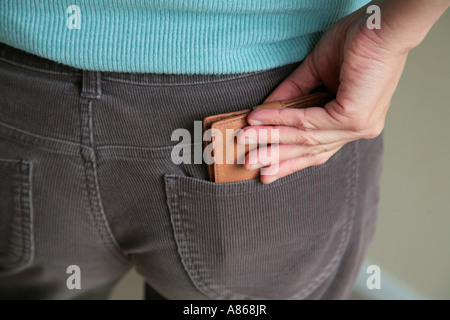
[0,159,33,274]
[164,141,359,300]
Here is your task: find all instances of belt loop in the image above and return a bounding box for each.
[81,70,102,99]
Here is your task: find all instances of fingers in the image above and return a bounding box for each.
[243,142,345,171]
[247,98,385,139]
[246,106,344,131]
[263,55,321,103]
[236,125,354,146]
[259,149,340,184]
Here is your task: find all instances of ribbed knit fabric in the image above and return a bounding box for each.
[0,0,369,74]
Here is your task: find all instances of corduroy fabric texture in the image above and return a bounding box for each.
[0,44,383,299]
[0,0,370,74]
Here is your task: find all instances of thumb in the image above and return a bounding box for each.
[263,54,321,103]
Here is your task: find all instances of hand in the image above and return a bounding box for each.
[237,4,409,184]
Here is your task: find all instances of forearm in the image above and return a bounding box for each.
[367,0,450,52]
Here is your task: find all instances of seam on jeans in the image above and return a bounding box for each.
[101,68,275,87]
[96,143,177,152]
[81,72,101,99]
[95,142,205,159]
[24,161,35,271]
[167,158,333,196]
[79,99,130,266]
[0,121,81,154]
[18,162,26,265]
[18,161,34,271]
[0,160,35,275]
[0,57,81,77]
[164,178,220,299]
[13,161,25,266]
[0,120,199,156]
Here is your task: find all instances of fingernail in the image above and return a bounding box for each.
[247,164,262,171]
[266,176,278,184]
[249,120,262,125]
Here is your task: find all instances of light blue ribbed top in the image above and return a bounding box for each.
[0,0,369,74]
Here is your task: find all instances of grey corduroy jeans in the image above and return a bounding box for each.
[0,43,383,300]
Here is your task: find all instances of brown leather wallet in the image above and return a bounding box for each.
[202,91,333,183]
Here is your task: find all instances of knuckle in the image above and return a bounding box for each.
[307,148,322,156]
[365,123,384,139]
[293,110,308,129]
[273,109,286,125]
[331,98,353,115]
[290,131,316,146]
[303,134,318,146]
[294,134,314,146]
[348,119,368,133]
[292,132,306,145]
[285,78,308,96]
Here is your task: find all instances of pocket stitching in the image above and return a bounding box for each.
[166,141,358,299]
[166,178,224,299]
[0,159,34,274]
[0,121,80,155]
[18,161,34,268]
[165,157,334,196]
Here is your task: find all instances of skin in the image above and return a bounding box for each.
[237,0,450,184]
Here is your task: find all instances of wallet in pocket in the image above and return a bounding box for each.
[202,91,333,183]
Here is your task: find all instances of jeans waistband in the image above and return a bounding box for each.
[0,42,285,85]
[0,41,301,150]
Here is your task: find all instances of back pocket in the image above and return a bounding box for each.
[164,141,358,299]
[0,159,33,273]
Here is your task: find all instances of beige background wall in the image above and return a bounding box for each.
[109,10,450,300]
[360,9,450,299]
